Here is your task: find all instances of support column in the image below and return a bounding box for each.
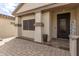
[15,16,22,37]
[75,8,79,56]
[70,35,78,56]
[47,11,51,42]
[70,19,77,56]
[34,11,43,42]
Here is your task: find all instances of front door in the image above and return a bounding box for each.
[57,13,70,39]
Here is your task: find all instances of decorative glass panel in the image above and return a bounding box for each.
[60,19,66,31]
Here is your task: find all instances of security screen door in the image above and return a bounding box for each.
[57,13,70,39]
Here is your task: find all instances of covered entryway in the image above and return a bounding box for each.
[48,12,70,50]
[43,12,71,50]
[44,4,78,51]
[41,4,79,55]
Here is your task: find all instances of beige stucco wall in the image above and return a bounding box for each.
[42,11,52,37]
[42,11,57,38]
[17,3,50,13]
[21,14,35,39]
[0,17,16,38]
[42,11,52,41]
[42,12,49,35]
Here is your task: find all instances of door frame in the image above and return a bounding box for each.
[57,12,71,39]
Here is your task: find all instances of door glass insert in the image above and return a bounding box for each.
[60,19,66,31]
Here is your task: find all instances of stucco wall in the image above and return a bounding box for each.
[42,12,49,35]
[42,11,52,38]
[42,11,57,38]
[0,17,16,38]
[21,14,35,39]
[17,3,50,13]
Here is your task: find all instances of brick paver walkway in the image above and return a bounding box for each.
[0,38,70,56]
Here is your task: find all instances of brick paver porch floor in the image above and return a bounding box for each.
[47,38,69,50]
[0,38,70,56]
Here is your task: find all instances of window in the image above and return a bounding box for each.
[23,19,35,30]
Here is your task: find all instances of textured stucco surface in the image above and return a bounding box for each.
[0,17,16,38]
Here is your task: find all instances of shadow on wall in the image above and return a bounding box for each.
[0,36,16,46]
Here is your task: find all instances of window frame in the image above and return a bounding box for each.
[23,19,35,30]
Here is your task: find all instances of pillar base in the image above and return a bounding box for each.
[69,35,79,56]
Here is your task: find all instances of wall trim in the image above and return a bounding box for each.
[14,24,22,27]
[34,22,44,27]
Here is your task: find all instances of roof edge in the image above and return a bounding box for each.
[12,3,24,15]
[14,3,71,16]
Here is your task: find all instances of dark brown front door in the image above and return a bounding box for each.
[57,13,70,39]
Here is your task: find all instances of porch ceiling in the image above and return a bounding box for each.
[49,3,79,12]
